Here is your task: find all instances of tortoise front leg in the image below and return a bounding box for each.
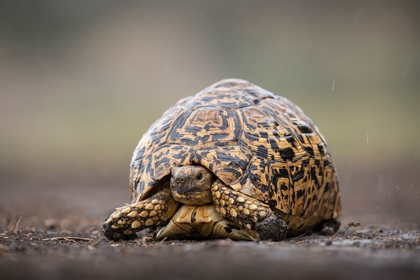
[211,179,288,241]
[103,188,180,240]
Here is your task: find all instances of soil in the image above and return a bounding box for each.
[1,169,420,280]
[1,214,419,280]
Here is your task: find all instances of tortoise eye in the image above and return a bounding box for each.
[196,173,203,180]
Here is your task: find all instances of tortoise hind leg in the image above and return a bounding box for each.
[211,179,288,241]
[313,219,341,235]
[103,188,180,240]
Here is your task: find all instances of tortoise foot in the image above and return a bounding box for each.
[103,222,138,241]
[211,179,288,240]
[103,188,180,240]
[313,219,341,236]
[255,213,288,241]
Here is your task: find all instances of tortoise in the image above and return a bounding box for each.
[103,78,341,241]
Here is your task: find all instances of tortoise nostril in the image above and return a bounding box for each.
[176,177,185,184]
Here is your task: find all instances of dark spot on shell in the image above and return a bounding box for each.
[298,124,313,134]
[279,148,295,161]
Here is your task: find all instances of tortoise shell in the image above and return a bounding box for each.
[129,79,341,226]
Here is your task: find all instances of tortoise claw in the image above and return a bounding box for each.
[255,214,288,241]
[102,188,180,240]
[103,220,138,241]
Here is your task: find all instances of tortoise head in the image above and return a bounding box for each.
[170,165,213,205]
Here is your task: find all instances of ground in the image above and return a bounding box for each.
[1,170,420,280]
[1,214,419,280]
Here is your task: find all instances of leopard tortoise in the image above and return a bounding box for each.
[103,78,341,241]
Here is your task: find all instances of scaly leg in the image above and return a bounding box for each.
[211,179,288,241]
[103,188,180,240]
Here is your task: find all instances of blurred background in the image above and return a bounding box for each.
[0,0,419,226]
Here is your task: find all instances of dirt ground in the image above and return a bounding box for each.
[0,214,419,280]
[1,166,420,280]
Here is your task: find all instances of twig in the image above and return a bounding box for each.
[294,232,307,241]
[13,216,22,234]
[344,222,361,237]
[42,237,94,242]
[159,237,168,244]
[329,230,340,240]
[330,222,361,240]
[90,238,101,247]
